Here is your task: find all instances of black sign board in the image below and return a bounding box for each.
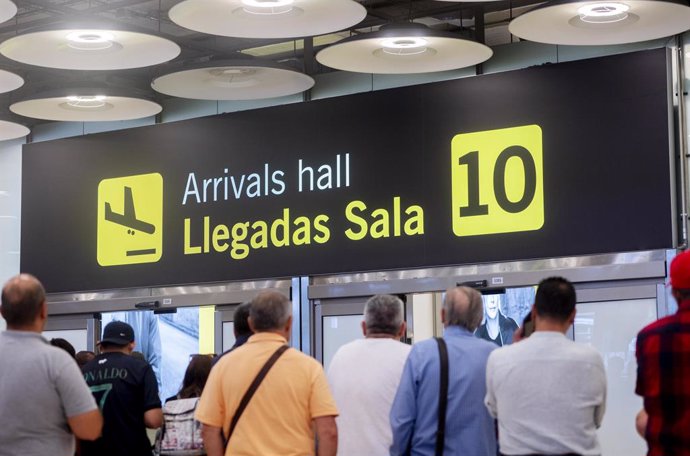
[21,49,674,293]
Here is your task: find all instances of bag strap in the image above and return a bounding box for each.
[225,344,290,449]
[435,337,449,456]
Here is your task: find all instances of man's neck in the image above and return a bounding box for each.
[366,333,398,339]
[535,319,569,334]
[7,322,42,333]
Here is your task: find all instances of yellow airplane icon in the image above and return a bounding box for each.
[97,173,163,266]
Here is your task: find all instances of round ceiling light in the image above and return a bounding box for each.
[169,0,367,39]
[0,69,24,94]
[152,62,314,100]
[10,95,161,122]
[0,0,16,25]
[509,0,690,45]
[316,24,493,74]
[0,120,29,141]
[0,29,181,70]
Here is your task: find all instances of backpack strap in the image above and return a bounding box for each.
[225,344,290,449]
[435,337,449,456]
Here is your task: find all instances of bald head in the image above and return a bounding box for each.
[1,274,46,329]
[443,286,484,331]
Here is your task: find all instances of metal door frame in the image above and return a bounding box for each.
[43,313,99,351]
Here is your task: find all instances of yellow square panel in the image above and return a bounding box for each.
[97,173,163,266]
[451,125,544,237]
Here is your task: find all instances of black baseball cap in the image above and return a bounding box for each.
[100,321,135,345]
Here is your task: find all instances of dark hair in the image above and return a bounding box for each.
[1,274,45,328]
[75,350,95,368]
[250,291,290,331]
[535,276,576,322]
[50,338,76,358]
[177,354,213,399]
[233,301,252,337]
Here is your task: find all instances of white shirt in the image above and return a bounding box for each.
[485,331,607,456]
[327,337,411,456]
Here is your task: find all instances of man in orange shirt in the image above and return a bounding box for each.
[196,290,338,456]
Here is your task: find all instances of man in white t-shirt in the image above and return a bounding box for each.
[485,276,607,456]
[327,294,411,456]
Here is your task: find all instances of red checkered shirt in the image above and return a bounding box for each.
[636,299,690,456]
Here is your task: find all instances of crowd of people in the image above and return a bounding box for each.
[1,250,689,456]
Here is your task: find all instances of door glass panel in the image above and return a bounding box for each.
[43,329,88,352]
[323,315,363,371]
[476,286,535,347]
[222,321,236,353]
[102,308,201,401]
[574,298,657,456]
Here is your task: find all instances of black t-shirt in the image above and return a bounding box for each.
[81,352,161,456]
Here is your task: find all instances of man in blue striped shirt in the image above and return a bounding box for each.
[390,286,498,456]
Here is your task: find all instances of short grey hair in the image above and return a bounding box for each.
[444,286,484,331]
[364,295,404,336]
[250,291,291,331]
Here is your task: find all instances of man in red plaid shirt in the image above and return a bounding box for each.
[636,250,690,456]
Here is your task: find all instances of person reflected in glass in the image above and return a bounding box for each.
[475,294,519,346]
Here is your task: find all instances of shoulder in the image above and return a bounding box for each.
[501,314,519,330]
[638,314,677,339]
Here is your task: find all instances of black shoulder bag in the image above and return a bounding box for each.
[404,337,449,456]
[224,344,290,450]
[435,337,449,456]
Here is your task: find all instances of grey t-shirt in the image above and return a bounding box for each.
[0,330,98,456]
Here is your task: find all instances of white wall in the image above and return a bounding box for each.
[0,138,24,330]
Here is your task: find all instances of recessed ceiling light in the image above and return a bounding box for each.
[241,0,294,14]
[509,0,690,45]
[65,31,116,50]
[11,95,161,122]
[0,29,180,70]
[169,0,366,39]
[152,61,314,100]
[316,23,492,74]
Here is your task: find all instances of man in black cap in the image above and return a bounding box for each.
[81,321,163,456]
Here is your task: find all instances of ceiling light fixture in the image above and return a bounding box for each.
[169,0,366,39]
[65,31,116,50]
[0,120,29,141]
[65,95,108,108]
[11,90,161,122]
[241,0,294,15]
[316,23,493,74]
[0,29,180,70]
[0,0,15,25]
[509,0,690,45]
[577,2,630,22]
[152,60,314,100]
[381,37,429,55]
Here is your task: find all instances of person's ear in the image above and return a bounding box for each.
[441,307,447,325]
[40,300,48,320]
[361,321,367,337]
[248,316,256,333]
[567,308,577,326]
[284,315,292,333]
[397,321,407,339]
[128,341,135,353]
